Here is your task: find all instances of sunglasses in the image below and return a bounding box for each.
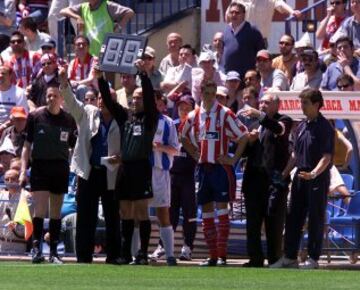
[41,61,54,67]
[330,1,343,5]
[279,41,292,46]
[337,83,351,89]
[10,39,23,44]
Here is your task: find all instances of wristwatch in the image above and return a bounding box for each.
[310,171,317,180]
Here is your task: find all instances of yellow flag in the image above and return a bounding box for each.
[14,191,33,241]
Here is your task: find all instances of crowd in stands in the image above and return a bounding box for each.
[0,0,358,270]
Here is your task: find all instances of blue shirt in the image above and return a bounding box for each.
[294,113,334,170]
[338,16,360,50]
[321,58,360,90]
[90,115,112,166]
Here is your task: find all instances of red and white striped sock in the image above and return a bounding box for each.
[202,212,218,260]
[217,209,230,258]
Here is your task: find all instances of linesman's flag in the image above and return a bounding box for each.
[14,191,33,241]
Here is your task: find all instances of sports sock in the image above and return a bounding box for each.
[139,220,151,256]
[131,226,140,257]
[121,219,134,260]
[217,209,230,258]
[160,226,174,258]
[202,212,217,260]
[49,219,61,256]
[32,217,44,250]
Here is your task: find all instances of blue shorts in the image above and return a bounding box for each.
[197,163,235,205]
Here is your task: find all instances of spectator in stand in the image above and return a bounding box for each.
[322,36,338,67]
[192,50,225,104]
[17,0,49,26]
[136,46,163,90]
[0,107,27,158]
[20,83,77,264]
[272,34,298,84]
[316,0,347,52]
[237,86,260,129]
[215,86,229,106]
[256,50,289,91]
[181,80,248,267]
[0,169,32,254]
[68,35,97,101]
[0,1,16,53]
[48,0,85,40]
[321,36,360,90]
[225,71,242,113]
[292,32,314,76]
[40,38,57,55]
[59,66,122,265]
[0,65,28,130]
[60,0,134,56]
[212,32,224,71]
[244,69,263,96]
[28,53,59,110]
[7,31,41,89]
[116,73,137,109]
[18,17,50,53]
[222,1,265,77]
[159,33,183,76]
[334,0,360,54]
[230,0,301,46]
[290,49,323,91]
[271,89,334,270]
[240,93,292,268]
[84,87,99,106]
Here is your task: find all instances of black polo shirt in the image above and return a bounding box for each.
[294,113,334,170]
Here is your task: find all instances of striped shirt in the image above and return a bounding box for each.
[0,85,28,124]
[182,101,247,164]
[151,114,179,170]
[68,54,97,81]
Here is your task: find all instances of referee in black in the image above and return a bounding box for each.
[271,88,334,269]
[20,84,77,264]
[240,93,292,267]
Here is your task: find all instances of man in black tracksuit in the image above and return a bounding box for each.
[240,92,292,267]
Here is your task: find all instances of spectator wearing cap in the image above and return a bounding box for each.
[322,35,338,67]
[0,1,16,53]
[292,32,313,76]
[28,53,59,110]
[290,49,323,91]
[40,38,57,55]
[68,35,98,102]
[225,71,242,113]
[321,36,360,90]
[333,0,360,54]
[272,34,298,84]
[116,73,137,109]
[221,1,265,77]
[256,50,289,91]
[215,86,229,106]
[159,33,183,76]
[192,50,225,104]
[315,0,347,52]
[60,0,134,56]
[0,65,28,132]
[136,46,163,90]
[7,31,41,89]
[0,106,27,158]
[18,17,51,52]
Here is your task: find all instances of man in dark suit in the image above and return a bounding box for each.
[240,92,293,267]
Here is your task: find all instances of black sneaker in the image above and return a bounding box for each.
[166,256,177,266]
[242,260,264,268]
[199,258,217,267]
[217,257,227,266]
[32,249,45,264]
[49,254,63,265]
[130,252,149,265]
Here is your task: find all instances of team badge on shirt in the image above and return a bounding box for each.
[60,131,69,142]
[133,125,142,136]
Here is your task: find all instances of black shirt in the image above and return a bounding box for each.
[294,113,334,170]
[26,107,77,161]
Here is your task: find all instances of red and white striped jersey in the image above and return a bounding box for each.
[68,54,97,81]
[181,100,248,164]
[8,50,40,88]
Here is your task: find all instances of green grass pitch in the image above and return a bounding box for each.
[0,262,359,290]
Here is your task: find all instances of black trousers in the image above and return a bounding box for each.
[284,170,329,260]
[76,167,121,262]
[242,168,288,264]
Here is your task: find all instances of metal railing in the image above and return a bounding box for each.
[284,0,327,45]
[57,0,200,59]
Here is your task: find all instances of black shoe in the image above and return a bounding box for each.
[166,256,178,266]
[130,252,149,265]
[199,258,217,267]
[242,260,264,268]
[49,254,63,265]
[106,257,130,265]
[217,257,227,266]
[32,249,45,264]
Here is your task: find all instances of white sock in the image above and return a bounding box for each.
[160,226,174,258]
[131,227,140,257]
